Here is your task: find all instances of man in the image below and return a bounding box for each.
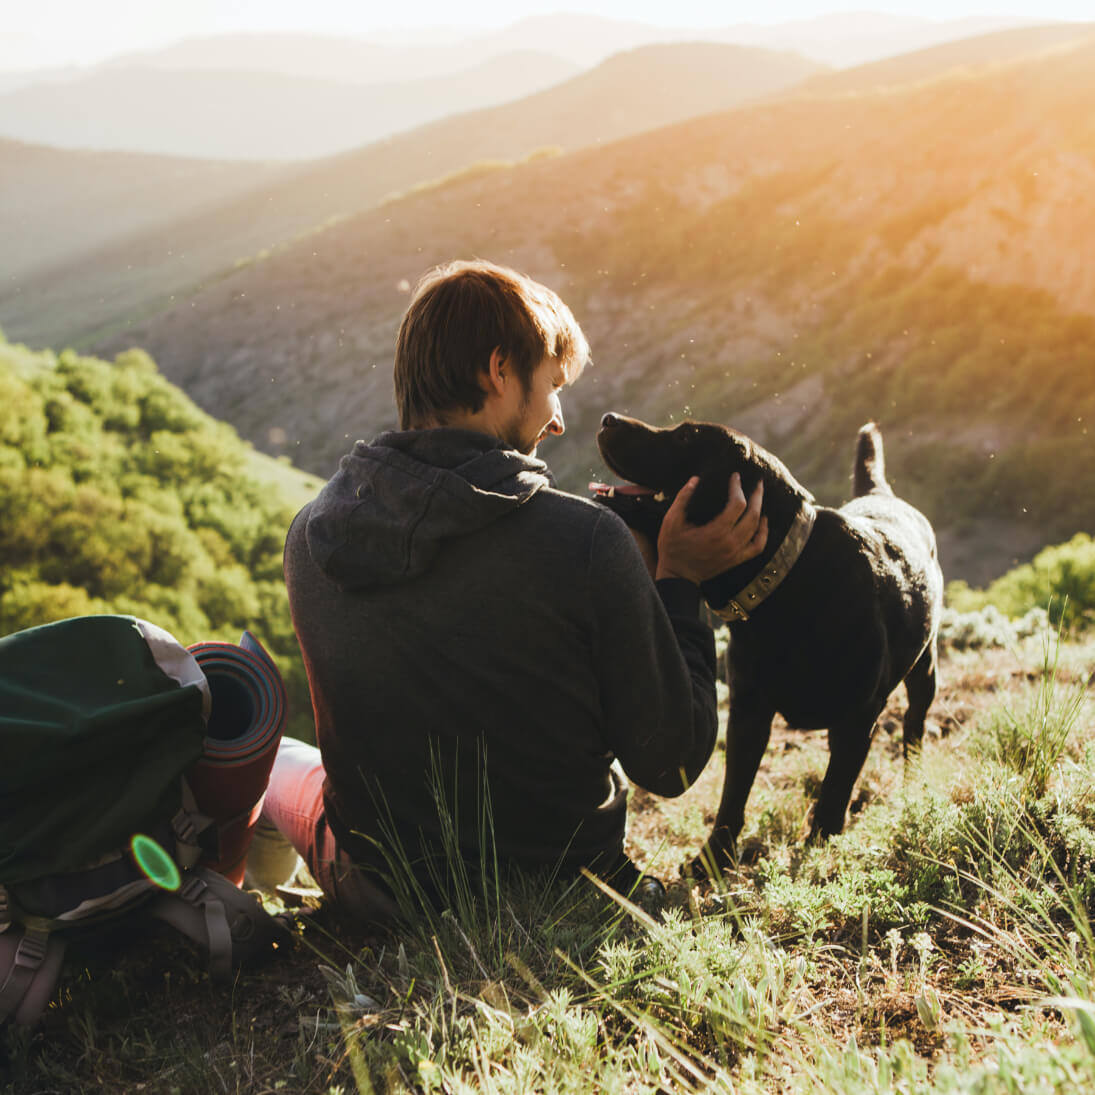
[252,260,766,920]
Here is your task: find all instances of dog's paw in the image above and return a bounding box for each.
[735,837,768,865]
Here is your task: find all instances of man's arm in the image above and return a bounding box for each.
[590,475,766,797]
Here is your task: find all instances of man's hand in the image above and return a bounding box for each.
[655,474,767,584]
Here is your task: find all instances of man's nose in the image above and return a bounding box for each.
[548,406,565,436]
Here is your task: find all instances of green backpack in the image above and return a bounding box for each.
[0,615,289,1027]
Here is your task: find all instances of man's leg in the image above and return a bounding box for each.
[247,737,400,923]
[244,740,310,893]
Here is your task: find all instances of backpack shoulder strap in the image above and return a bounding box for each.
[1,868,290,1027]
[147,868,289,981]
[0,918,66,1027]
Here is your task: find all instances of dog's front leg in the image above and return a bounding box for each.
[693,678,775,875]
[808,716,878,840]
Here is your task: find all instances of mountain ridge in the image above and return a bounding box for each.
[0,41,823,349]
[85,36,1095,585]
[0,51,580,160]
[53,11,1044,74]
[0,138,282,283]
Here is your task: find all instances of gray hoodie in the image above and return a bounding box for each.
[285,429,717,894]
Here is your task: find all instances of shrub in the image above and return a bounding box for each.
[0,335,315,740]
[938,604,1051,650]
[949,535,1095,629]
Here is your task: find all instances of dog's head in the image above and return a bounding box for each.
[595,412,765,529]
[593,412,820,617]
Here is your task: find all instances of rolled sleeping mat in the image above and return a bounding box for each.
[186,632,287,886]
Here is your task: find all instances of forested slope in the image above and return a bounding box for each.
[0,334,315,737]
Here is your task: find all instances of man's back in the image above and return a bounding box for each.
[284,428,719,892]
[253,259,763,920]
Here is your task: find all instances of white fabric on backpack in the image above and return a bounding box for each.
[135,618,212,720]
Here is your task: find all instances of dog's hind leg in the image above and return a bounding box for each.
[901,644,938,760]
[808,717,877,840]
[694,684,776,873]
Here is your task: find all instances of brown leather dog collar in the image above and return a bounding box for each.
[713,501,817,622]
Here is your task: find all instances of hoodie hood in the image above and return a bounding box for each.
[305,429,551,590]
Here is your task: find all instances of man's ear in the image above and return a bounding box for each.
[485,347,508,397]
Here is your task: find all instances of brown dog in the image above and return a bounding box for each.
[594,414,943,870]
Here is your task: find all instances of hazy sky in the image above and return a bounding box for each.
[3,0,1091,69]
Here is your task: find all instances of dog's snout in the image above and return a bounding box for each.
[601,412,619,429]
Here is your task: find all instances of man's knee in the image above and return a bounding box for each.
[243,818,303,892]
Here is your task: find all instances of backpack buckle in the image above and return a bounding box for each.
[14,929,48,971]
[180,875,209,905]
[172,797,218,867]
[172,808,198,847]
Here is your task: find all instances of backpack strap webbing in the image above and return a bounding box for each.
[0,928,46,1019]
[0,925,65,1026]
[147,868,289,982]
[172,776,216,869]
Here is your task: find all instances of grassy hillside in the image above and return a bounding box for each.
[0,41,822,351]
[0,333,321,738]
[5,624,1094,1092]
[83,38,1095,585]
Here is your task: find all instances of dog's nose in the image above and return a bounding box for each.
[601,413,619,428]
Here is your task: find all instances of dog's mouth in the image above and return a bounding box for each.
[589,482,668,503]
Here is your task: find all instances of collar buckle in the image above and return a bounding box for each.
[716,599,750,622]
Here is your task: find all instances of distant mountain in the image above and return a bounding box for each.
[1,41,823,348]
[353,11,1040,68]
[795,21,1095,96]
[87,37,1095,585]
[2,11,1043,96]
[0,51,579,160]
[709,11,1040,67]
[300,12,1043,70]
[0,64,83,96]
[103,29,566,84]
[0,139,281,284]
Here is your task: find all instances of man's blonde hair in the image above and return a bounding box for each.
[394,260,590,429]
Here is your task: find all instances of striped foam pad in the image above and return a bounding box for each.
[187,632,286,767]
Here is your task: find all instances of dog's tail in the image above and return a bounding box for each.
[853,422,894,498]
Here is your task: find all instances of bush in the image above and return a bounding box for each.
[0,335,315,740]
[938,604,1051,650]
[948,534,1095,630]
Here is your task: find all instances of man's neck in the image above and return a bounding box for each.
[415,407,497,437]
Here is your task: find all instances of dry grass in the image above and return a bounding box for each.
[4,632,1094,1094]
